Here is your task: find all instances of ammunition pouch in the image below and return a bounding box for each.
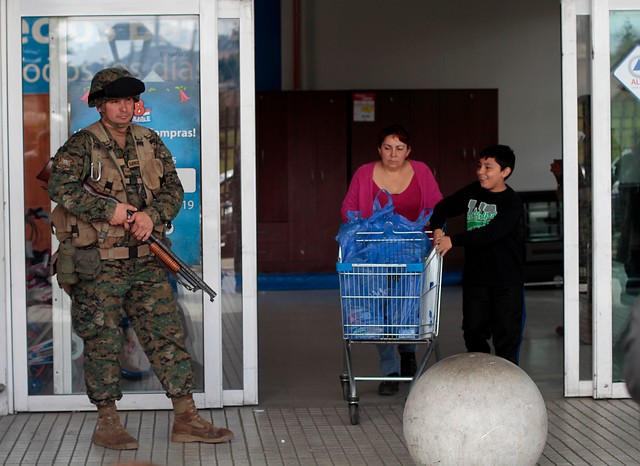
[75,247,102,280]
[55,241,79,286]
[53,241,102,286]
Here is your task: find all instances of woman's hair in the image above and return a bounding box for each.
[377,124,411,148]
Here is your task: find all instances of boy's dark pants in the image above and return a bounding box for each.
[462,284,525,365]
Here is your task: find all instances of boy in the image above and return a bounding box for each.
[430,145,525,364]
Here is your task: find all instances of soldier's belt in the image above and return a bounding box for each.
[98,244,151,260]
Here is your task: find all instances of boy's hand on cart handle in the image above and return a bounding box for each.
[433,228,445,240]
[435,235,452,256]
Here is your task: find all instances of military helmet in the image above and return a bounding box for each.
[87,67,145,107]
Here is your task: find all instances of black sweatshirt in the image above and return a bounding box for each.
[429,181,525,286]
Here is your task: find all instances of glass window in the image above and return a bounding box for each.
[22,16,205,395]
[610,11,640,383]
[577,15,594,382]
[218,18,243,390]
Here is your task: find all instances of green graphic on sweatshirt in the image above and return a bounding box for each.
[467,199,497,230]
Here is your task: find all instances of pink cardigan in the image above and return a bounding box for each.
[340,159,443,222]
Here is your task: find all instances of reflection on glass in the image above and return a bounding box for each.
[23,17,54,395]
[22,16,204,395]
[610,11,640,382]
[577,16,593,381]
[218,19,243,390]
[23,97,53,395]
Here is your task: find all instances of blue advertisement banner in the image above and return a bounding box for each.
[22,17,50,94]
[69,80,202,266]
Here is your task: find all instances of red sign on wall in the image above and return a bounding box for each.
[353,92,375,122]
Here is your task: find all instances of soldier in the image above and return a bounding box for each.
[47,67,233,450]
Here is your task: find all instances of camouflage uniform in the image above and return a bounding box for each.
[48,77,194,406]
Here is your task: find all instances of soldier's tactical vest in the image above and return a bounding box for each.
[51,122,166,258]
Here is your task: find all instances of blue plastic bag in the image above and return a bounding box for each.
[340,265,386,339]
[336,189,433,264]
[398,274,422,338]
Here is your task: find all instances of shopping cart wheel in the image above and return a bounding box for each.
[340,375,350,400]
[349,403,359,425]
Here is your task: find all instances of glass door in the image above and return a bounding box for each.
[608,3,640,398]
[561,0,635,399]
[7,0,257,412]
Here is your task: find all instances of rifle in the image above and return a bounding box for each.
[37,158,217,302]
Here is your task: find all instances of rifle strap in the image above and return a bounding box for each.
[98,244,150,260]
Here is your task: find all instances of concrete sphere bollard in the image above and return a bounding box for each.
[403,353,548,466]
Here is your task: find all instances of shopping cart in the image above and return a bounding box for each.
[337,228,443,425]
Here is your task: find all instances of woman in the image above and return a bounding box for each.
[341,124,442,396]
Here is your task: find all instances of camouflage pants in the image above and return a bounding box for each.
[71,255,195,406]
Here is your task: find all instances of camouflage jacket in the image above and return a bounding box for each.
[48,121,184,247]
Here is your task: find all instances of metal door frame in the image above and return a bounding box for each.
[561,0,632,399]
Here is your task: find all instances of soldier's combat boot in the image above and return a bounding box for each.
[92,403,139,450]
[171,394,234,443]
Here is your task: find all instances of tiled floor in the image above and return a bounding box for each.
[1,287,640,465]
[0,399,638,465]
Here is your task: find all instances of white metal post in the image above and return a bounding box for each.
[591,0,614,399]
[0,0,11,417]
[200,0,224,409]
[238,0,258,405]
[561,0,585,397]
